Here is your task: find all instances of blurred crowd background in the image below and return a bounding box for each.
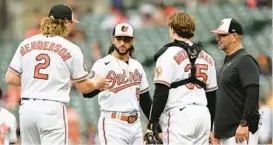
[0,0,271,144]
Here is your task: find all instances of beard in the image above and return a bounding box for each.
[218,44,225,50]
[218,41,232,51]
[114,45,131,56]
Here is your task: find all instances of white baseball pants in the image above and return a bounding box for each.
[19,99,68,145]
[162,105,211,145]
[98,112,143,145]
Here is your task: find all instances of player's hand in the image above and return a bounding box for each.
[93,75,109,91]
[158,132,163,142]
[209,132,220,145]
[235,125,249,143]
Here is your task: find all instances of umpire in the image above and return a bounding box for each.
[210,18,260,145]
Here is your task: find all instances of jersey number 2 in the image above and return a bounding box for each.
[184,64,208,89]
[34,54,50,80]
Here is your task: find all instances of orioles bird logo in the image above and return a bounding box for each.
[155,66,162,78]
[121,26,128,32]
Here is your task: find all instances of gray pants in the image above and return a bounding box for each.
[19,99,68,145]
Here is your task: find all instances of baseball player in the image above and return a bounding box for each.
[83,23,154,145]
[5,4,108,145]
[0,87,17,145]
[147,12,218,144]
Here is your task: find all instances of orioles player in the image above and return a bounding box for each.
[5,4,108,145]
[83,23,154,145]
[147,12,218,144]
[0,87,17,145]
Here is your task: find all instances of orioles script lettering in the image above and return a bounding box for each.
[106,69,142,93]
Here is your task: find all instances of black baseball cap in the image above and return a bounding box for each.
[210,18,243,35]
[48,4,79,23]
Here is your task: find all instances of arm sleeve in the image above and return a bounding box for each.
[0,88,2,98]
[241,85,259,120]
[206,90,216,130]
[237,55,260,87]
[149,83,170,123]
[83,90,101,98]
[70,48,89,82]
[237,55,260,122]
[8,46,22,75]
[8,116,17,143]
[139,91,152,119]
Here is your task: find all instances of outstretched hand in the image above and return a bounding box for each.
[93,75,109,91]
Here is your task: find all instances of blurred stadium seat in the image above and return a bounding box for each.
[74,4,271,68]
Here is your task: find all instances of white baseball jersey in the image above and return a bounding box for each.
[0,108,17,145]
[8,34,89,103]
[154,43,218,112]
[91,54,149,112]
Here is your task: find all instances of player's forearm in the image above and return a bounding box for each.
[206,90,216,130]
[241,85,259,122]
[139,91,152,119]
[149,83,170,123]
[5,71,21,86]
[75,79,97,93]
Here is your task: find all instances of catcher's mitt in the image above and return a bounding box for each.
[143,130,163,145]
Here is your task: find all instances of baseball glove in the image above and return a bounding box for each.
[144,122,163,144]
[143,130,163,145]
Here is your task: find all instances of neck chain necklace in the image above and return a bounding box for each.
[112,55,130,77]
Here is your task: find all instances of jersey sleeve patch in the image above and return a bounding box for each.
[89,70,95,79]
[155,66,163,78]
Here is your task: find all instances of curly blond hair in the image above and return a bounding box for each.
[168,12,196,38]
[40,17,69,37]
